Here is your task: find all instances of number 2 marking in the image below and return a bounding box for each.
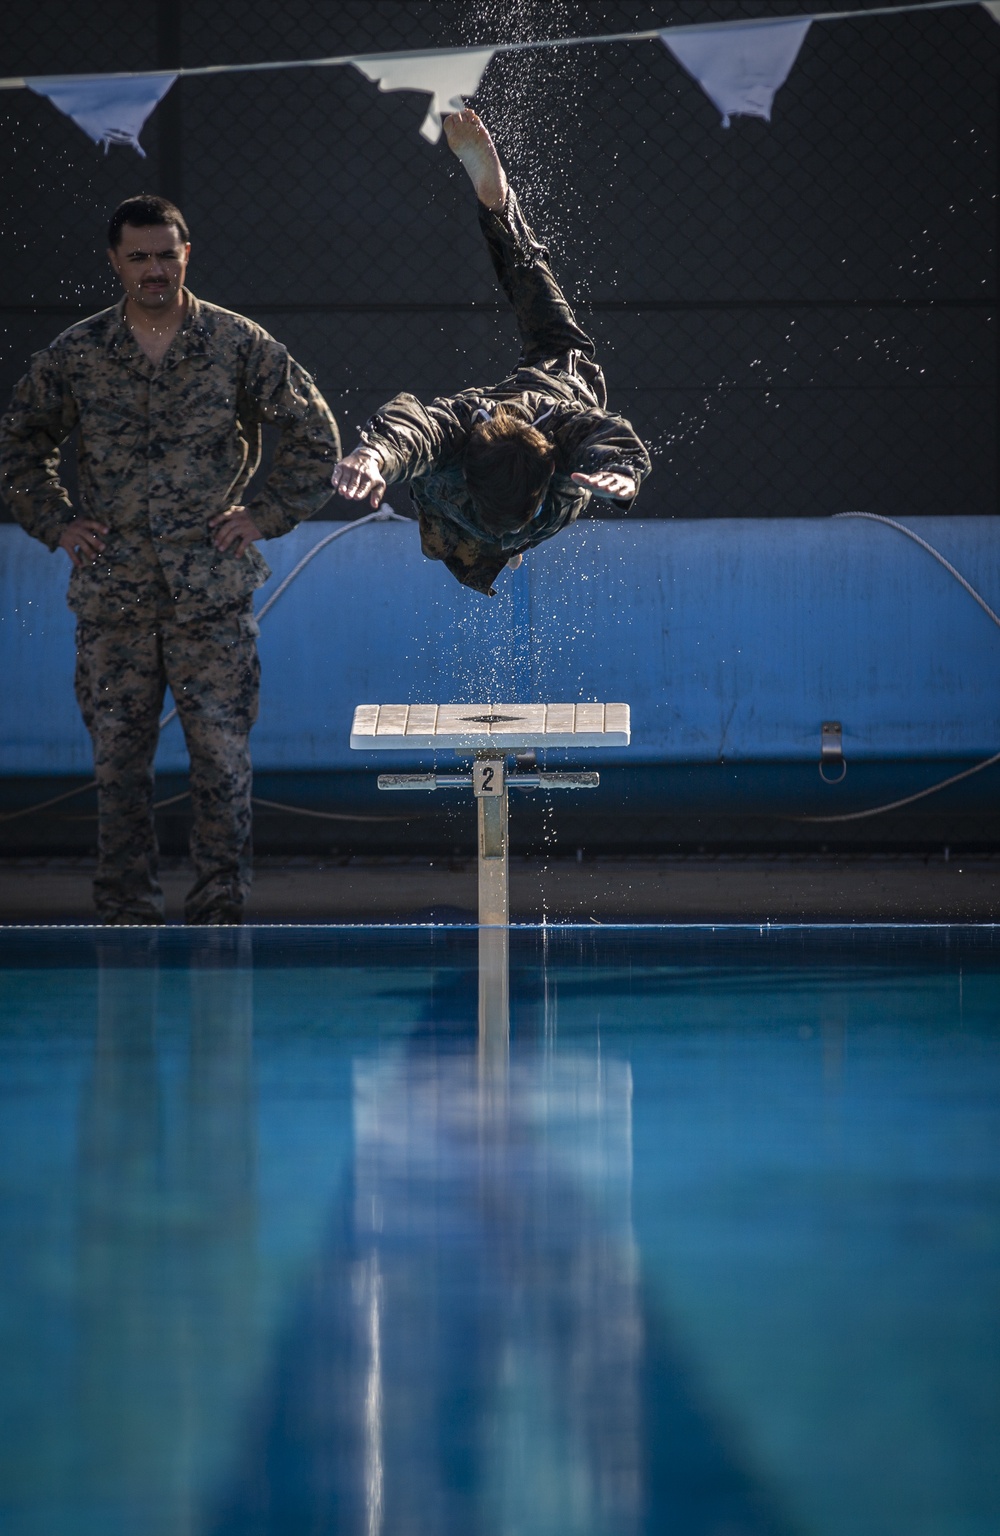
[482,766,494,791]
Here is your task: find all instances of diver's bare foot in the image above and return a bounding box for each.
[443,109,508,211]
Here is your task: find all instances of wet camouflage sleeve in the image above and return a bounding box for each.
[0,344,80,550]
[548,406,652,501]
[358,392,473,483]
[238,331,341,539]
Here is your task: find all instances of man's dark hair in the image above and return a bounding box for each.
[108,195,189,249]
[463,407,555,537]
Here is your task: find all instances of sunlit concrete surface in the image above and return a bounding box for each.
[0,853,999,924]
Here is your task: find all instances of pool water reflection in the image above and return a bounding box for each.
[0,926,997,1536]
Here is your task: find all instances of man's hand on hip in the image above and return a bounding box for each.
[59,519,108,567]
[571,470,637,502]
[211,504,263,557]
[331,447,386,509]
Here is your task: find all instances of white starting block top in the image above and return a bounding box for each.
[351,702,630,751]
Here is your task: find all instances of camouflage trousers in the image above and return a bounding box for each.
[74,602,260,924]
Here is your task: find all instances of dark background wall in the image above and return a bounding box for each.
[0,0,996,521]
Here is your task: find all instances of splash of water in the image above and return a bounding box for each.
[455,0,584,261]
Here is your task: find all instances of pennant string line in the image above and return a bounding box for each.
[0,0,985,93]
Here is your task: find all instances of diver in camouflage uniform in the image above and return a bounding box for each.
[0,195,341,925]
[332,111,651,596]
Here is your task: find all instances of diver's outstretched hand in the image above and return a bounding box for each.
[443,109,508,212]
[571,469,637,502]
[331,447,387,509]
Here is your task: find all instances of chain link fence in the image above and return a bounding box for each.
[0,0,996,523]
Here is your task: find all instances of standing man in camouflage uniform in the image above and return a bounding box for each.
[0,195,341,925]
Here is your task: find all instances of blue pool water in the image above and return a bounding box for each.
[0,925,998,1536]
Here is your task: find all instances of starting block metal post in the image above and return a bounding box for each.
[351,703,630,930]
[474,756,508,926]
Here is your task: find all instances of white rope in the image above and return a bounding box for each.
[793,749,1000,822]
[252,796,413,823]
[50,789,414,824]
[256,507,407,623]
[793,511,1000,822]
[833,511,1000,629]
[0,780,100,822]
[0,0,981,92]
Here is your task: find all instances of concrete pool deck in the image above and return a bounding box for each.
[0,852,998,925]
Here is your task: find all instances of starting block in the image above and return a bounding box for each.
[350,702,630,927]
[350,702,630,752]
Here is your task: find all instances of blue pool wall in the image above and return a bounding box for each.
[1,515,998,782]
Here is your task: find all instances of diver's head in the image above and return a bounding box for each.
[463,406,555,537]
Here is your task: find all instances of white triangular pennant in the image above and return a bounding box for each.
[351,48,495,142]
[661,18,811,128]
[27,73,176,156]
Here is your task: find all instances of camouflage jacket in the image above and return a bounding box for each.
[0,292,340,620]
[359,367,651,597]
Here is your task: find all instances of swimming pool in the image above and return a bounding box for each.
[1,925,997,1536]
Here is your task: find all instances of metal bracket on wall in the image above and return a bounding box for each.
[819,720,847,783]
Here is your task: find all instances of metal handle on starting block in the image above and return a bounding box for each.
[377,773,471,790]
[508,771,599,790]
[377,770,599,792]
